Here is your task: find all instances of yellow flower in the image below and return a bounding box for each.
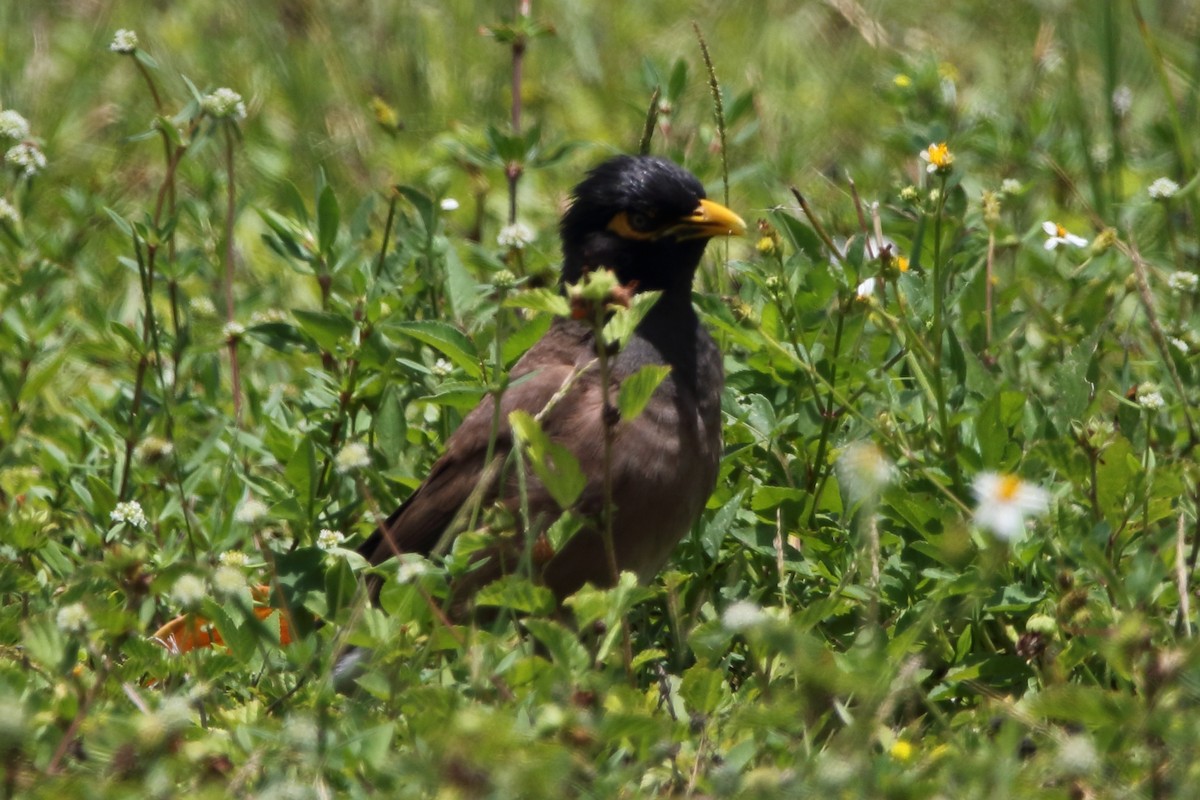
[920,142,954,174]
[893,74,912,88]
[756,236,776,255]
[890,739,915,762]
[896,256,910,273]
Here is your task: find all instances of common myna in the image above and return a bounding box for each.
[154,155,743,650]
[359,155,744,609]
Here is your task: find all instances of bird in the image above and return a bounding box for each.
[153,155,744,650]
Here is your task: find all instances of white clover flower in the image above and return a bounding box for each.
[0,198,19,224]
[222,321,246,340]
[6,142,46,178]
[497,221,535,250]
[1000,178,1022,195]
[317,528,345,551]
[110,500,148,529]
[109,29,138,54]
[0,110,30,141]
[56,603,90,634]
[234,496,269,525]
[1112,85,1133,117]
[440,197,460,212]
[722,600,768,632]
[200,88,247,121]
[1148,177,1180,200]
[1042,221,1088,250]
[135,436,174,462]
[171,574,206,607]
[1168,271,1198,294]
[971,472,1050,542]
[855,277,877,300]
[431,358,453,378]
[836,442,896,506]
[218,550,248,567]
[189,296,218,317]
[395,555,431,584]
[212,565,247,596]
[1136,384,1165,410]
[335,442,370,473]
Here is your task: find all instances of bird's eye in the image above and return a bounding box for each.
[627,211,654,232]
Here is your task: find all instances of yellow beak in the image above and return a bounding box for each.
[669,198,747,241]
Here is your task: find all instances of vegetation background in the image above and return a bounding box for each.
[2,1,1199,797]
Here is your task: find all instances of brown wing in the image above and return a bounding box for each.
[359,319,597,566]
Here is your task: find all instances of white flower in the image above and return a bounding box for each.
[234,496,269,525]
[109,29,138,53]
[1170,337,1189,353]
[919,142,954,174]
[855,277,877,299]
[395,555,431,584]
[56,603,90,634]
[1000,178,1022,195]
[440,197,460,212]
[1057,734,1099,777]
[971,472,1050,541]
[222,321,246,341]
[212,565,247,596]
[497,221,535,250]
[1042,221,1088,250]
[110,500,148,529]
[249,308,287,325]
[1148,178,1179,200]
[1112,85,1133,117]
[722,600,768,632]
[170,574,206,608]
[6,142,46,178]
[1136,384,1165,410]
[836,442,895,506]
[335,442,370,473]
[0,197,17,224]
[1168,271,1198,294]
[200,88,247,121]
[317,528,345,551]
[0,110,30,141]
[135,436,174,462]
[218,550,248,567]
[189,296,217,317]
[431,358,453,378]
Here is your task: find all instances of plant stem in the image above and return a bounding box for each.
[221,123,243,427]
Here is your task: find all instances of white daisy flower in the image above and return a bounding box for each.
[971,472,1050,541]
[1041,221,1088,250]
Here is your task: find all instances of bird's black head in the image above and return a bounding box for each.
[559,155,745,294]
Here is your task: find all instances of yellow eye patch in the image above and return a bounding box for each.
[606,211,657,240]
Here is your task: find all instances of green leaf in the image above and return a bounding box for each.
[374,388,407,467]
[474,574,556,615]
[617,365,671,421]
[108,320,145,354]
[509,410,586,510]
[387,320,481,379]
[680,664,731,715]
[504,287,571,318]
[603,290,661,350]
[293,308,355,352]
[284,437,318,512]
[317,184,340,256]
